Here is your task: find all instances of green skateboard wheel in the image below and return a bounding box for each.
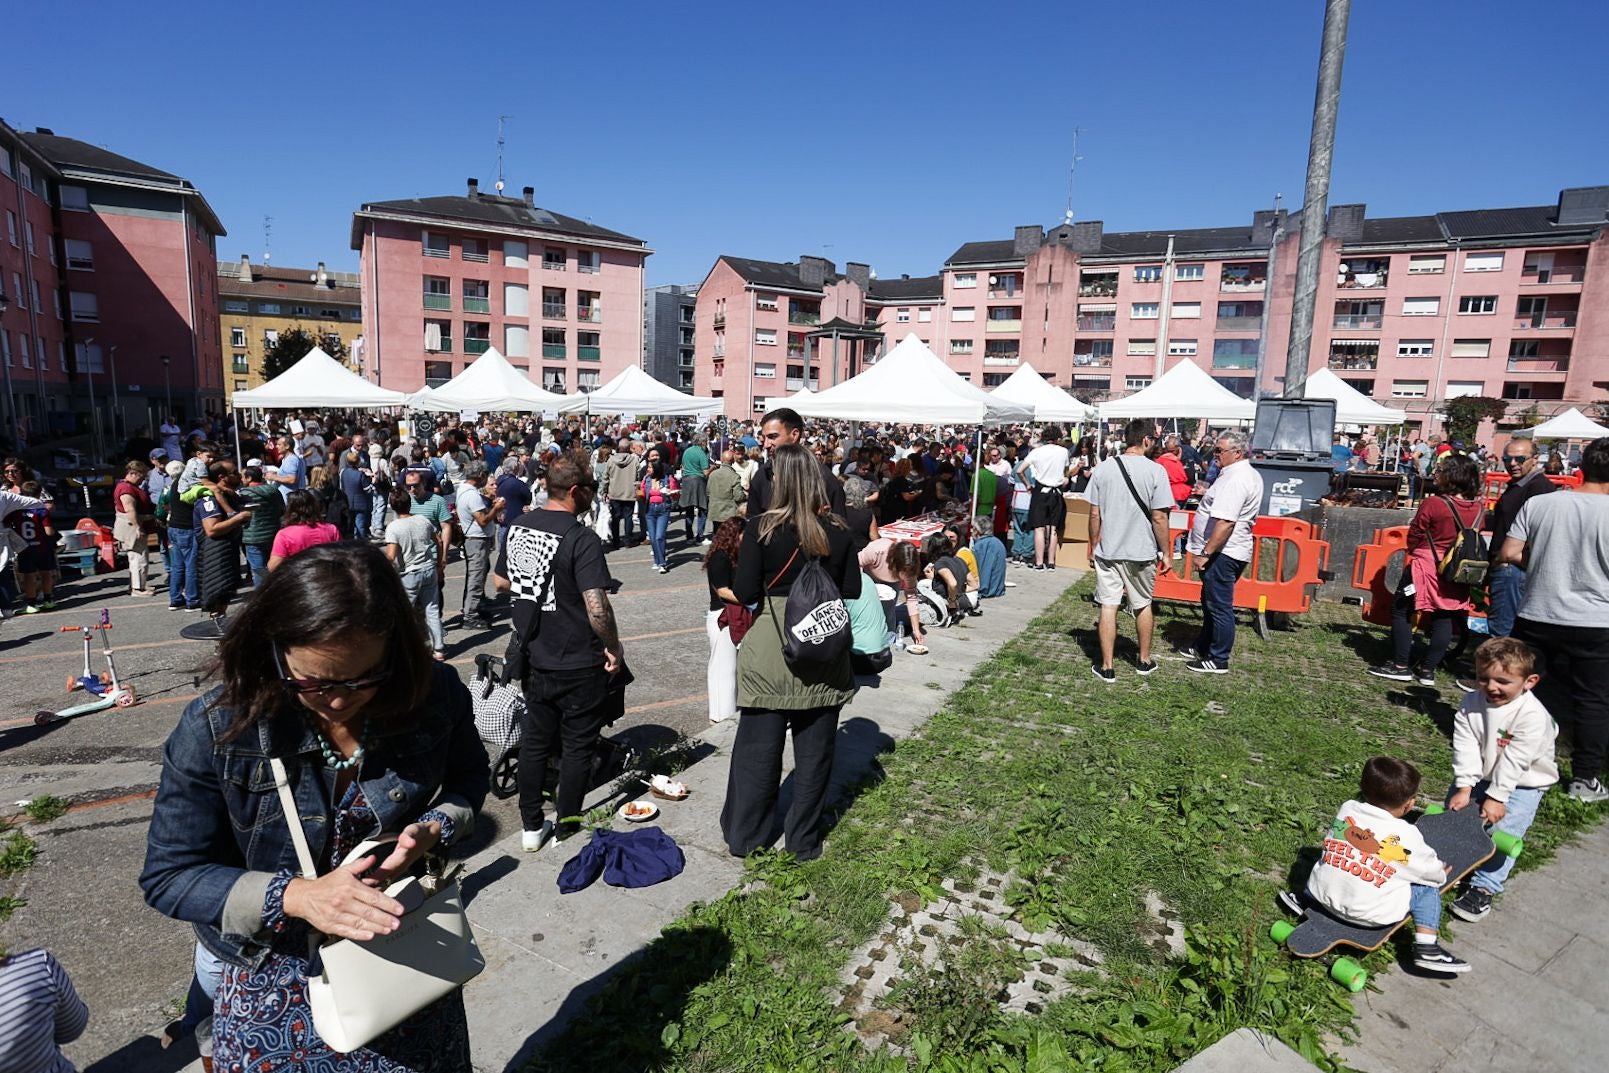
[1492,830,1524,858]
[1422,803,1446,815]
[1270,920,1296,943]
[1331,957,1367,992]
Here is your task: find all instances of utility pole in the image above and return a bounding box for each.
[1282,0,1351,399]
[1252,194,1284,404]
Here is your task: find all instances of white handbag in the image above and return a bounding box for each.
[270,757,485,1054]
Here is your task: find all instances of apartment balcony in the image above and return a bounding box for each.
[713,314,726,329]
[464,339,491,355]
[1216,316,1262,331]
[987,289,1022,301]
[1077,281,1118,298]
[231,361,249,375]
[578,346,601,361]
[1332,314,1382,330]
[982,355,1020,367]
[1072,354,1113,369]
[423,247,449,260]
[425,337,453,353]
[424,376,451,388]
[1513,311,1577,331]
[1506,357,1570,375]
[423,293,452,311]
[1328,353,1379,371]
[542,303,566,320]
[985,319,1022,333]
[1220,279,1267,293]
[786,346,805,358]
[463,297,490,314]
[577,262,600,275]
[462,249,489,264]
[542,344,566,360]
[1076,315,1116,331]
[576,307,602,324]
[541,259,566,272]
[788,311,820,325]
[1521,264,1586,286]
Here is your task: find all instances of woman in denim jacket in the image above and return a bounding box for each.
[140,542,488,1072]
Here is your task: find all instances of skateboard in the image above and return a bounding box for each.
[1270,803,1523,990]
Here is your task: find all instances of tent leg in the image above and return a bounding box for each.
[232,408,243,463]
[966,427,983,532]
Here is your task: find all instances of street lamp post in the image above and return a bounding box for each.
[108,345,121,442]
[160,354,172,422]
[80,338,101,463]
[0,288,16,449]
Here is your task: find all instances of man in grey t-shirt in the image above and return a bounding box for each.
[1086,420,1175,681]
[1500,436,1609,802]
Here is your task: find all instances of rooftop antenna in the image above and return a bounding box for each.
[495,115,513,193]
[1063,127,1087,225]
[262,215,273,264]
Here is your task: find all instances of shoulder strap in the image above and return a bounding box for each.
[270,757,319,878]
[1113,456,1164,554]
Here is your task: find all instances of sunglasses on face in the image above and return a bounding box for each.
[273,643,391,697]
[1502,455,1530,464]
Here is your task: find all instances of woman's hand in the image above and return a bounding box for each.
[368,821,443,887]
[282,855,405,940]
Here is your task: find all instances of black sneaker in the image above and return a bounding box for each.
[1091,663,1116,683]
[1449,886,1493,923]
[1185,658,1228,675]
[1567,777,1609,804]
[1276,890,1305,915]
[1412,941,1471,974]
[1135,659,1159,676]
[1455,677,1478,693]
[1367,663,1414,682]
[1411,666,1437,687]
[168,603,186,612]
[1174,644,1199,660]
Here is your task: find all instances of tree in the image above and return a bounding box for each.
[1441,395,1508,447]
[261,326,349,382]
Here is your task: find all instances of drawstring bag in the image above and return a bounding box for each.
[557,827,686,893]
[766,548,852,669]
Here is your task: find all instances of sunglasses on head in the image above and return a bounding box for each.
[273,642,391,697]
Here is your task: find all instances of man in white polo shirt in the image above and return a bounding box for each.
[1182,430,1263,674]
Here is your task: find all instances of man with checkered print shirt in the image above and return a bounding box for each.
[493,453,625,853]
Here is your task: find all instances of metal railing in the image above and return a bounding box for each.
[1513,312,1578,330]
[1215,316,1262,331]
[1076,315,1116,331]
[542,344,566,359]
[462,250,489,263]
[1506,357,1569,373]
[713,315,726,328]
[1077,282,1118,297]
[425,337,452,353]
[423,293,452,310]
[541,260,566,272]
[1072,354,1113,368]
[423,246,449,259]
[542,303,566,319]
[462,297,490,314]
[578,346,601,361]
[1328,354,1379,371]
[788,311,820,325]
[577,262,600,274]
[1220,279,1266,292]
[986,320,1022,333]
[464,339,491,355]
[1331,314,1382,330]
[576,307,602,323]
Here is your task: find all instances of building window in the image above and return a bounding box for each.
[576,291,601,323]
[982,373,1010,388]
[503,239,528,269]
[542,367,567,392]
[69,291,99,323]
[950,339,974,354]
[577,369,600,392]
[1125,376,1153,390]
[1458,295,1497,315]
[896,308,910,323]
[1391,379,1428,398]
[423,276,451,310]
[1463,252,1504,273]
[16,334,28,368]
[1450,339,1490,358]
[541,287,566,319]
[462,279,490,314]
[951,307,976,322]
[0,332,8,367]
[917,308,932,322]
[320,308,342,319]
[1170,302,1201,319]
[1133,265,1163,283]
[1167,339,1198,356]
[1212,339,1259,369]
[1407,254,1446,274]
[504,282,529,318]
[259,302,280,315]
[1174,263,1205,281]
[754,362,776,379]
[576,251,599,274]
[1401,296,1440,316]
[755,293,778,311]
[576,331,600,360]
[423,319,450,352]
[541,327,565,359]
[1508,340,1540,358]
[3,212,15,246]
[953,272,977,289]
[1128,339,1157,356]
[290,305,313,316]
[1397,339,1434,358]
[542,248,566,271]
[9,273,21,309]
[422,231,450,258]
[755,328,777,346]
[462,238,489,262]
[224,299,248,312]
[1447,381,1485,399]
[59,185,88,211]
[52,291,61,321]
[230,327,247,347]
[24,224,34,256]
[1131,303,1160,320]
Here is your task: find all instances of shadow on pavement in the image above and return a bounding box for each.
[83,1032,193,1073]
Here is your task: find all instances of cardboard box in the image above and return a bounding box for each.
[1056,537,1093,571]
[1062,495,1092,542]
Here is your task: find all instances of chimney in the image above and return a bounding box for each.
[1013,225,1044,256]
[315,261,328,287]
[798,255,834,288]
[522,186,535,207]
[238,254,252,283]
[467,177,479,199]
[1557,186,1609,226]
[1326,204,1366,242]
[901,273,911,280]
[1251,208,1288,245]
[33,127,54,135]
[845,261,870,290]
[1068,220,1103,254]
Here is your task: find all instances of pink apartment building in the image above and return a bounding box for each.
[0,122,224,442]
[353,180,651,395]
[696,186,1609,431]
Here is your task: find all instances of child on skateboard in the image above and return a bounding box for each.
[1447,638,1557,923]
[1280,757,1470,973]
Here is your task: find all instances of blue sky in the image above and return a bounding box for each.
[12,0,1607,286]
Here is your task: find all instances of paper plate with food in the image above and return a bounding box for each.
[646,774,689,800]
[619,800,659,823]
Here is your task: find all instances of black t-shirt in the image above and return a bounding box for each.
[745,458,847,519]
[733,519,862,605]
[931,555,969,600]
[495,508,611,671]
[707,548,735,612]
[878,476,912,524]
[844,506,875,553]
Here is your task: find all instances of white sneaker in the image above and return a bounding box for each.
[700,538,712,546]
[521,821,554,852]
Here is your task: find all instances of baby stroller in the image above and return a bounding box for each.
[471,653,641,801]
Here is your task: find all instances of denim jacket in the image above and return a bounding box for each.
[140,662,489,968]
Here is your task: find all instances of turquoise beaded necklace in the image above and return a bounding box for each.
[307,716,374,772]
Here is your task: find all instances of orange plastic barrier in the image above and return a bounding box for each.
[1482,469,1581,508]
[1351,525,1409,625]
[1152,514,1331,637]
[74,517,118,573]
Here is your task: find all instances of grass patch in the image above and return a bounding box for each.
[21,795,69,825]
[526,583,1605,1072]
[0,831,37,879]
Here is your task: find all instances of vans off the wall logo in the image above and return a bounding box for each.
[791,601,850,645]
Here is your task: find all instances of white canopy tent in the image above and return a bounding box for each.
[988,362,1095,422]
[231,347,408,410]
[1097,359,1256,422]
[792,334,1034,424]
[1300,368,1409,426]
[406,347,573,413]
[568,365,722,417]
[764,385,816,411]
[1513,407,1609,440]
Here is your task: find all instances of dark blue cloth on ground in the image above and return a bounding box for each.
[557,827,686,893]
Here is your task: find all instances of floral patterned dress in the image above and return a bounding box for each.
[209,781,472,1073]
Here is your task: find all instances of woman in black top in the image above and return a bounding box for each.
[721,444,861,862]
[704,516,745,724]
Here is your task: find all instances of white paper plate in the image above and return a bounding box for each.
[619,800,659,823]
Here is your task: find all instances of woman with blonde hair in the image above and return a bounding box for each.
[720,444,861,862]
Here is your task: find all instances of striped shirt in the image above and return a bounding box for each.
[0,949,87,1073]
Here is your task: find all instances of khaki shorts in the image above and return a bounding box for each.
[1093,557,1157,610]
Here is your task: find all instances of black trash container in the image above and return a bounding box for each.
[1248,398,1338,517]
